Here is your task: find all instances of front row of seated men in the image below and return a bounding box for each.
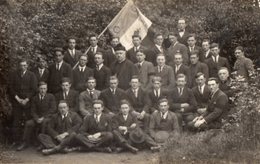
[16,74,228,155]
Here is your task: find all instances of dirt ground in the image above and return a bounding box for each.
[1,147,160,164]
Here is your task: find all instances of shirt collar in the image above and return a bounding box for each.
[97,63,103,69]
[161,111,168,119]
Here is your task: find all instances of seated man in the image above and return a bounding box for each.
[112,100,159,153]
[149,98,180,144]
[169,74,197,126]
[17,82,56,151]
[99,76,127,115]
[146,76,169,114]
[39,100,82,155]
[218,67,233,99]
[55,77,79,113]
[126,76,150,131]
[79,77,100,117]
[188,78,228,130]
[74,100,113,152]
[192,72,211,115]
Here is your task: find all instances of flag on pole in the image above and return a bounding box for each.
[107,0,152,50]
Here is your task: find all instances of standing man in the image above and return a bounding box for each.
[176,18,190,46]
[110,44,138,90]
[167,32,189,65]
[86,34,104,69]
[16,82,56,151]
[9,59,37,145]
[127,34,147,64]
[135,49,154,90]
[72,54,93,93]
[233,46,254,81]
[32,57,49,83]
[188,78,228,130]
[154,54,176,90]
[64,37,82,68]
[105,36,120,68]
[187,34,203,60]
[205,43,231,78]
[200,39,212,62]
[94,52,111,91]
[172,53,190,86]
[79,77,101,117]
[48,47,72,94]
[55,78,79,113]
[189,51,209,88]
[75,100,113,152]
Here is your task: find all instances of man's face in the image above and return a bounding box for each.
[208,80,219,93]
[55,51,64,63]
[19,61,28,72]
[61,82,71,92]
[130,78,139,90]
[136,52,145,62]
[132,37,141,47]
[195,75,206,86]
[90,36,98,47]
[187,37,196,47]
[218,70,229,81]
[174,54,183,65]
[58,102,69,115]
[156,56,165,66]
[177,19,186,30]
[109,79,118,89]
[190,54,199,65]
[115,50,126,62]
[93,103,103,115]
[176,77,186,87]
[94,54,104,65]
[152,80,161,90]
[159,101,169,114]
[111,38,119,48]
[202,41,210,52]
[154,35,163,46]
[168,35,177,44]
[235,50,243,59]
[211,47,220,56]
[79,56,88,67]
[39,84,47,95]
[87,79,96,90]
[121,104,130,115]
[68,39,76,50]
[39,59,46,69]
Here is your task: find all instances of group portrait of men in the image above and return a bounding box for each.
[8,18,255,155]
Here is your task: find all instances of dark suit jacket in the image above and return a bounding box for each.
[149,111,180,138]
[205,56,231,78]
[187,46,203,59]
[147,44,166,66]
[202,90,228,125]
[111,59,138,90]
[72,66,93,92]
[169,87,197,113]
[146,89,169,114]
[189,61,209,88]
[172,64,191,87]
[167,42,189,65]
[9,70,37,101]
[93,65,111,91]
[63,49,82,68]
[31,93,56,121]
[104,46,117,69]
[177,30,190,46]
[79,113,112,136]
[135,61,154,90]
[112,113,138,131]
[126,88,149,113]
[48,61,72,94]
[199,50,212,63]
[219,78,233,98]
[99,88,127,114]
[87,46,104,69]
[126,45,147,64]
[47,111,82,138]
[32,67,49,83]
[154,65,176,90]
[192,85,211,108]
[79,89,101,117]
[55,89,79,112]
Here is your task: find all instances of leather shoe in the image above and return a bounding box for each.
[42,148,57,155]
[16,143,28,151]
[150,146,161,152]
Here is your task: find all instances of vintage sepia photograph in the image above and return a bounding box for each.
[0,0,260,163]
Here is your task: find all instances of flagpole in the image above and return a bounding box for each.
[73,1,131,70]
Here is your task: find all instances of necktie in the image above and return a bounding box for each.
[159,66,162,73]
[179,88,183,96]
[155,90,159,98]
[95,115,99,123]
[199,86,203,94]
[89,90,94,98]
[175,65,179,73]
[112,89,115,95]
[137,63,141,70]
[21,71,25,77]
[56,63,59,70]
[64,92,68,99]
[40,95,43,102]
[39,69,43,77]
[96,65,99,71]
[92,47,95,53]
[213,56,217,63]
[134,89,138,98]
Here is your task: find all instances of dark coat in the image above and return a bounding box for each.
[189,61,209,88]
[126,45,147,64]
[126,88,149,113]
[63,49,82,68]
[32,67,49,83]
[146,44,166,66]
[205,56,231,78]
[55,89,79,112]
[135,61,154,90]
[86,46,104,69]
[172,64,191,87]
[167,42,189,65]
[93,65,111,91]
[199,50,212,63]
[192,85,211,108]
[176,30,190,46]
[79,89,101,117]
[154,65,176,90]
[72,66,93,92]
[112,113,138,131]
[146,89,169,114]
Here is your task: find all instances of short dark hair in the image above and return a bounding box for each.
[68,37,76,42]
[132,34,141,40]
[190,50,200,57]
[152,76,162,83]
[131,75,140,81]
[120,99,131,107]
[95,51,104,58]
[202,39,210,44]
[208,77,219,84]
[210,43,219,49]
[154,33,163,39]
[93,99,104,107]
[168,32,178,37]
[54,47,63,53]
[58,100,69,106]
[235,46,244,52]
[158,98,169,105]
[87,76,96,82]
[89,34,98,39]
[38,81,47,87]
[195,72,206,79]
[19,58,28,64]
[188,33,196,40]
[110,76,118,81]
[61,77,72,84]
[79,54,88,59]
[176,73,186,81]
